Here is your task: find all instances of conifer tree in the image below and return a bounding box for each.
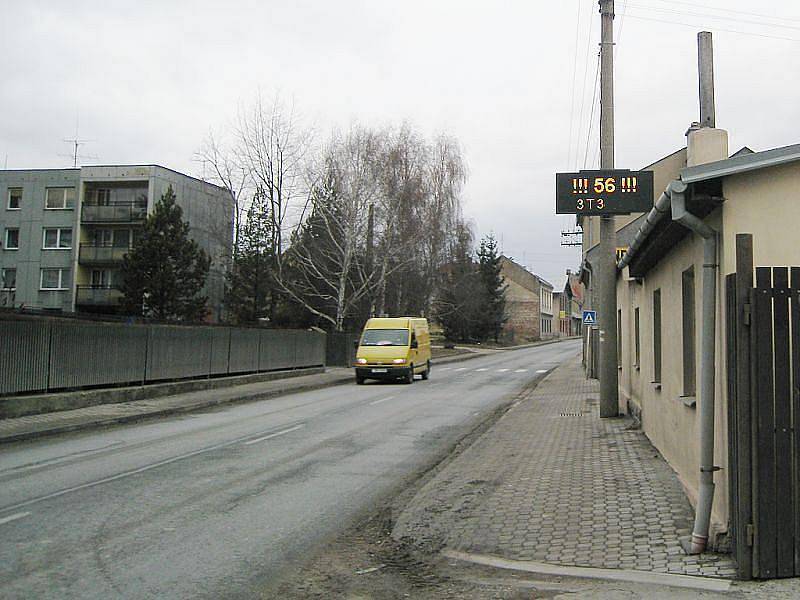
[120,186,211,321]
[477,234,507,342]
[225,190,274,324]
[436,226,483,342]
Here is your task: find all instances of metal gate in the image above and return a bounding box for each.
[727,233,800,579]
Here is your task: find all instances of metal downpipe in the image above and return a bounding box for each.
[670,181,718,554]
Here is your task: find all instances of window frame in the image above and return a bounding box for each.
[634,306,640,369]
[40,268,68,291]
[1,268,16,290]
[4,228,19,250]
[42,228,73,250]
[45,187,76,210]
[682,267,696,397]
[7,187,22,210]
[653,288,662,384]
[617,308,622,368]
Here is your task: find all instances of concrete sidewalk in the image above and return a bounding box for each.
[392,353,738,581]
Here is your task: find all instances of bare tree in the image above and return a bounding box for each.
[236,94,313,276]
[280,126,381,330]
[195,131,250,260]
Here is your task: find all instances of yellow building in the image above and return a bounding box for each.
[615,126,800,577]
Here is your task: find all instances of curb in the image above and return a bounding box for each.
[1,339,576,445]
[0,376,352,445]
[442,550,733,593]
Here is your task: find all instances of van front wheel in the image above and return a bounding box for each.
[404,366,414,384]
[421,361,430,380]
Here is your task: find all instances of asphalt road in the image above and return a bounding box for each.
[0,339,580,600]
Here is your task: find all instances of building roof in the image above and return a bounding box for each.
[0,164,230,193]
[681,143,800,184]
[622,142,800,277]
[499,256,551,294]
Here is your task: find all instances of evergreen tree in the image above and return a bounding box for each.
[225,190,274,324]
[476,234,507,342]
[120,186,211,321]
[436,227,483,342]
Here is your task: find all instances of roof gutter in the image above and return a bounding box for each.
[617,179,684,271]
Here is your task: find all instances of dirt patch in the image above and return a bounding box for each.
[261,377,554,599]
[263,508,571,599]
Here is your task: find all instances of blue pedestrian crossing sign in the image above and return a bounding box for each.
[582,310,597,325]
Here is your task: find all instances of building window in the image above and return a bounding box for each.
[45,187,76,210]
[682,267,696,397]
[653,289,662,384]
[634,307,640,368]
[7,188,21,210]
[40,268,69,290]
[617,309,622,367]
[1,268,16,290]
[90,269,112,288]
[85,188,111,206]
[4,228,19,250]
[43,228,73,249]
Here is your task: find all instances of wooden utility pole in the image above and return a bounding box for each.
[598,0,618,417]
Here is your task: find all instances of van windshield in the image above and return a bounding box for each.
[360,329,409,346]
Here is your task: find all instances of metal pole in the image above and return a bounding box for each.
[598,0,618,417]
[698,31,716,128]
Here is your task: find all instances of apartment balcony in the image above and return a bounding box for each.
[81,201,147,223]
[79,243,131,265]
[75,286,124,306]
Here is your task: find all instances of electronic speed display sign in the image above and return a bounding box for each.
[555,169,654,215]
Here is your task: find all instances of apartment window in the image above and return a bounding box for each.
[43,228,72,249]
[634,307,640,369]
[91,228,113,246]
[90,269,112,288]
[7,188,21,210]
[40,268,69,290]
[653,289,662,384]
[86,188,111,206]
[4,228,19,250]
[1,268,16,290]
[45,187,76,210]
[617,309,622,368]
[682,267,696,396]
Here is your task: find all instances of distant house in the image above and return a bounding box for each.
[555,269,583,337]
[498,255,553,343]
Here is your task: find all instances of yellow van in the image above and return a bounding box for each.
[353,317,431,384]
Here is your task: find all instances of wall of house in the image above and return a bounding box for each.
[722,162,800,270]
[503,278,541,343]
[617,208,731,543]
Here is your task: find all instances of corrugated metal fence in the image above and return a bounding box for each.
[0,320,326,396]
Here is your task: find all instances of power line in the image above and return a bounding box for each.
[624,1,800,32]
[566,0,583,169]
[574,6,596,170]
[582,52,601,169]
[642,0,800,24]
[620,13,800,42]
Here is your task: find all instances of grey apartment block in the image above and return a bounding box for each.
[0,165,233,321]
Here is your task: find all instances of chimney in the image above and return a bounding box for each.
[686,32,728,167]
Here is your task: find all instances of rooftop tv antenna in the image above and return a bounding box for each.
[60,116,98,167]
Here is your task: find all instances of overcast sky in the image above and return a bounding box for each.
[2,0,799,286]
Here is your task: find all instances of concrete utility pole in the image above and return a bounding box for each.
[698,31,716,128]
[598,0,618,417]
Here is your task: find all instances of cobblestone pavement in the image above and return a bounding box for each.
[393,353,738,579]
